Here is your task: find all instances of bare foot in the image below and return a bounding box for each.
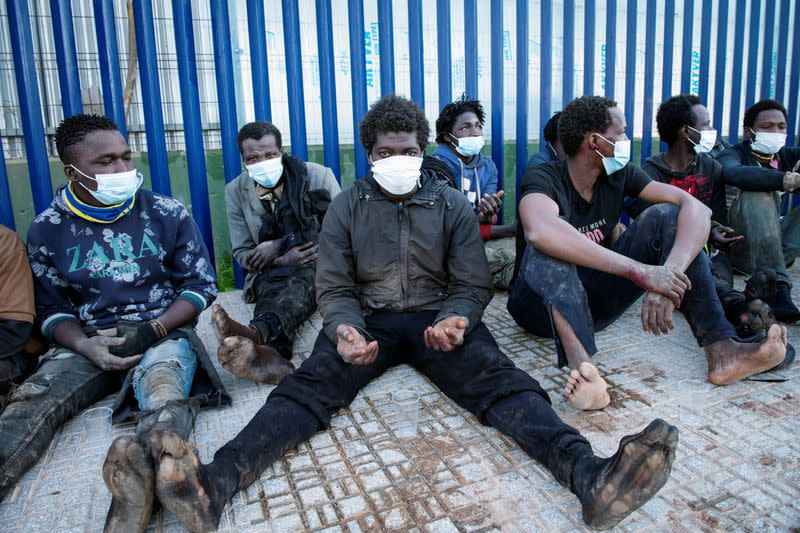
[566,361,611,410]
[211,304,261,345]
[103,436,155,533]
[707,324,788,385]
[153,432,224,533]
[218,335,295,384]
[578,419,678,529]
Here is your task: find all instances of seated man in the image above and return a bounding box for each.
[635,95,774,338]
[528,111,565,169]
[0,225,42,399]
[210,121,340,383]
[151,95,678,532]
[432,95,515,290]
[508,96,787,411]
[718,99,800,322]
[0,114,229,533]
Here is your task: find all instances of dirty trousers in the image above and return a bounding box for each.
[508,204,736,367]
[200,310,596,502]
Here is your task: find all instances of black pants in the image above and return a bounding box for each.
[0,320,36,398]
[204,310,593,500]
[508,204,736,367]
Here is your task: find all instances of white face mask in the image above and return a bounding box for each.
[687,126,717,155]
[452,135,485,157]
[71,165,142,205]
[595,135,631,175]
[370,155,423,195]
[246,156,284,188]
[749,129,786,155]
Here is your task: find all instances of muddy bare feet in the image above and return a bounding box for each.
[706,324,788,385]
[211,304,261,345]
[566,361,610,410]
[579,419,678,529]
[103,436,155,533]
[218,335,295,384]
[154,432,223,533]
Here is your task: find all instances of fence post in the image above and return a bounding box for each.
[540,0,552,145]
[247,0,272,121]
[490,0,503,221]
[745,0,761,106]
[464,0,478,99]
[788,2,800,145]
[679,0,694,94]
[760,0,776,99]
[697,0,712,103]
[774,0,791,102]
[50,0,82,118]
[282,0,308,160]
[348,0,369,180]
[624,0,637,140]
[583,0,595,95]
[377,0,395,95]
[712,0,729,134]
[0,131,13,229]
[728,0,746,143]
[408,0,424,108]
[563,0,574,105]
[515,0,528,212]
[436,0,451,108]
[315,0,341,180]
[93,0,127,137]
[604,0,616,99]
[641,0,656,164]
[661,0,675,101]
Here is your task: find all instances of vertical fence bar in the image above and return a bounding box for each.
[408,0,424,107]
[172,0,215,264]
[516,0,528,210]
[604,0,616,98]
[745,0,761,106]
[315,0,341,180]
[6,0,52,214]
[465,0,478,98]
[0,132,14,229]
[93,0,127,137]
[437,0,451,107]
[697,0,712,102]
[132,0,171,196]
[774,0,790,102]
[760,0,776,99]
[661,0,675,100]
[641,0,656,164]
[712,0,729,134]
[377,0,395,94]
[282,0,308,160]
[540,0,552,144]
[728,0,747,143]
[490,0,503,220]
[563,0,574,105]
[348,0,369,179]
[788,4,800,144]
[679,0,694,94]
[50,0,82,118]
[211,0,244,287]
[624,0,637,140]
[583,0,595,95]
[247,0,272,121]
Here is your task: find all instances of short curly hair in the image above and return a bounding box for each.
[743,99,788,129]
[359,94,429,153]
[543,112,562,144]
[656,94,703,145]
[434,94,486,143]
[55,114,119,163]
[237,121,283,153]
[558,96,618,157]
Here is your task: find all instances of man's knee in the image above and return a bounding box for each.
[638,203,679,224]
[133,339,198,411]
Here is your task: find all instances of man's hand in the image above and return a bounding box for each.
[633,264,691,306]
[477,191,504,224]
[246,240,282,271]
[75,332,142,371]
[783,172,800,192]
[424,316,469,352]
[641,292,676,335]
[108,321,160,358]
[710,225,744,250]
[336,324,379,365]
[273,242,318,268]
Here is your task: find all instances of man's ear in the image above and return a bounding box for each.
[64,164,79,183]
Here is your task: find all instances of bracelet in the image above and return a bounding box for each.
[149,319,168,339]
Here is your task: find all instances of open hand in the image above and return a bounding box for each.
[641,292,676,335]
[274,242,318,268]
[336,324,379,365]
[710,226,744,250]
[76,330,142,371]
[423,316,469,352]
[477,191,504,224]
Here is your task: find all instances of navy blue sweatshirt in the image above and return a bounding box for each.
[27,187,217,339]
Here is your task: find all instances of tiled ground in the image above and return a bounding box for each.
[2,279,800,532]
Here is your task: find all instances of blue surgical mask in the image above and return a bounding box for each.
[70,165,143,205]
[595,135,631,175]
[247,156,284,188]
[452,135,485,157]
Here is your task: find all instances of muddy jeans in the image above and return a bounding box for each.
[727,191,800,285]
[200,310,595,502]
[508,204,736,367]
[0,337,198,501]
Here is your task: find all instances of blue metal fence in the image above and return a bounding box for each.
[2,0,800,266]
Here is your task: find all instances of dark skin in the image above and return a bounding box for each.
[53,130,199,371]
[337,131,468,365]
[662,104,744,250]
[744,109,800,190]
[240,135,319,272]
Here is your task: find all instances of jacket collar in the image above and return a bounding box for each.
[357,170,449,206]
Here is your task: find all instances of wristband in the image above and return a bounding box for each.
[149,319,168,339]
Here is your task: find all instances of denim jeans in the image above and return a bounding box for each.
[132,338,197,411]
[201,310,593,503]
[508,204,736,367]
[727,191,800,285]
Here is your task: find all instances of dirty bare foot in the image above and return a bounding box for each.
[211,304,261,345]
[218,335,295,384]
[154,432,224,533]
[103,436,155,533]
[566,361,610,410]
[706,324,787,385]
[578,419,678,529]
